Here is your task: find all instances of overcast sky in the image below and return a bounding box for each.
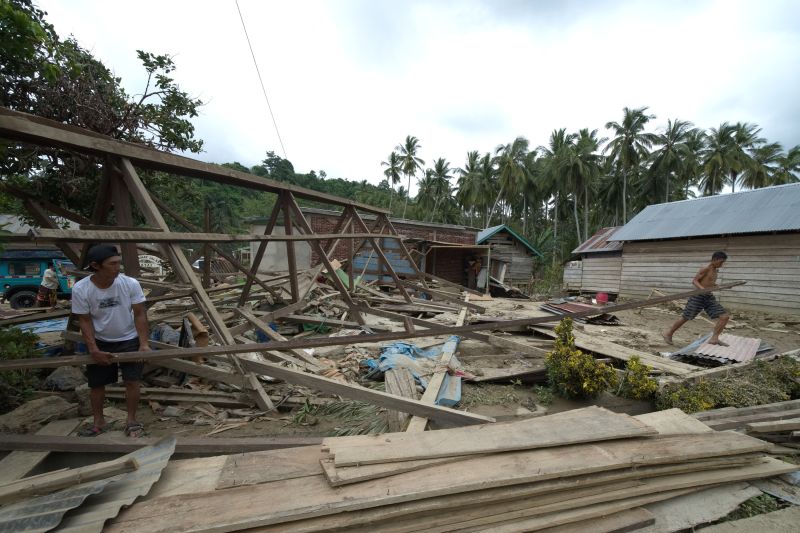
[38,0,800,192]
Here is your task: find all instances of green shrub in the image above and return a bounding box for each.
[0,327,42,413]
[617,356,658,400]
[545,318,618,399]
[656,356,800,413]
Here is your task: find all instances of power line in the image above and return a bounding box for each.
[235,0,287,159]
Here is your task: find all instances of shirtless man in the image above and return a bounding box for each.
[662,251,730,346]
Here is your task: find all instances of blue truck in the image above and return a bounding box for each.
[0,249,76,309]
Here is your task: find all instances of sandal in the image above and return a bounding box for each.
[78,423,112,437]
[125,422,146,438]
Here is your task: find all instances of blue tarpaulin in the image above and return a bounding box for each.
[364,336,462,406]
[16,317,68,334]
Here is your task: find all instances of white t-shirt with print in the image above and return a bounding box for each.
[71,274,146,342]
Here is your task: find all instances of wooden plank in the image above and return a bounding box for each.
[0,435,322,454]
[0,107,388,214]
[236,357,494,427]
[216,446,324,489]
[0,419,81,484]
[0,456,138,505]
[330,407,655,466]
[104,432,770,532]
[746,417,800,433]
[27,227,383,243]
[703,409,800,431]
[257,457,760,533]
[694,399,800,421]
[406,295,469,432]
[234,307,322,370]
[634,409,713,435]
[538,508,655,533]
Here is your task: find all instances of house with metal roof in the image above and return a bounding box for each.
[563,226,624,294]
[476,225,542,287]
[605,183,800,314]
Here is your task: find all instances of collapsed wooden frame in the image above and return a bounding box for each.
[0,107,748,426]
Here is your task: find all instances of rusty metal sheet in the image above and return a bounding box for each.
[695,334,761,363]
[572,226,624,255]
[0,436,176,533]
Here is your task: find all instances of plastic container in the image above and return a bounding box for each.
[596,292,609,305]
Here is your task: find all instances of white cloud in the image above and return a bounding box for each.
[37,0,800,194]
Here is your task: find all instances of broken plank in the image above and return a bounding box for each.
[235,307,323,370]
[0,419,81,484]
[0,435,322,454]
[103,386,250,408]
[0,456,138,505]
[216,446,324,489]
[330,407,655,466]
[236,357,495,427]
[469,365,547,383]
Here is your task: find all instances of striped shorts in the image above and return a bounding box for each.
[682,294,726,320]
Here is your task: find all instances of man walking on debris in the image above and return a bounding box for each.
[73,244,150,437]
[663,251,730,347]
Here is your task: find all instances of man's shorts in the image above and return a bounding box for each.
[86,337,144,388]
[682,294,727,320]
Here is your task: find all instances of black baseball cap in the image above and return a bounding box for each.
[85,244,120,271]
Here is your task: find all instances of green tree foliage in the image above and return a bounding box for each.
[617,356,658,401]
[0,0,203,219]
[0,327,41,412]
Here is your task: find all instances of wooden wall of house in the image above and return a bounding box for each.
[619,233,800,315]
[563,261,582,290]
[581,253,622,294]
[485,233,534,284]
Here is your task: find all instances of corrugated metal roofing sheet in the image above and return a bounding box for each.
[610,183,800,242]
[572,227,624,255]
[0,436,176,533]
[695,335,761,363]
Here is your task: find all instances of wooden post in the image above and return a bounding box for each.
[22,200,81,264]
[109,171,141,277]
[238,198,282,307]
[283,195,300,303]
[115,157,273,411]
[348,221,355,293]
[202,203,211,289]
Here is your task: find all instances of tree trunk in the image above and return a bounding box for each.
[486,184,505,228]
[573,194,581,244]
[622,168,628,223]
[523,196,528,237]
[402,174,411,219]
[583,183,589,242]
[388,187,394,210]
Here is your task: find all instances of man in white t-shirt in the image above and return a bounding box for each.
[72,244,150,437]
[37,261,59,309]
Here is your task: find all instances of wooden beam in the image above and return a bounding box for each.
[0,107,389,214]
[239,199,283,307]
[0,419,81,484]
[0,456,139,505]
[109,170,141,277]
[234,307,323,370]
[21,199,81,264]
[282,194,300,302]
[25,228,386,243]
[0,435,322,454]
[0,282,744,374]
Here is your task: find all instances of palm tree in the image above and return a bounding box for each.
[429,157,453,222]
[396,135,425,219]
[647,119,695,203]
[740,142,782,189]
[558,129,603,242]
[774,146,800,184]
[538,129,572,242]
[487,137,529,227]
[474,152,498,227]
[415,169,436,214]
[701,123,737,196]
[681,128,707,199]
[604,106,658,222]
[728,122,763,193]
[381,151,403,210]
[456,150,481,225]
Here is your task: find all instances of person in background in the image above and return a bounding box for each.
[36,261,59,310]
[72,244,150,437]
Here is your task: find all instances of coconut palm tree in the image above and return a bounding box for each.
[487,137,529,227]
[774,146,800,185]
[381,151,403,210]
[558,129,603,242]
[456,150,481,224]
[604,107,658,222]
[740,142,782,189]
[429,157,453,222]
[647,119,695,203]
[538,129,572,241]
[415,169,436,214]
[728,122,763,192]
[396,135,425,219]
[701,123,737,196]
[474,152,498,227]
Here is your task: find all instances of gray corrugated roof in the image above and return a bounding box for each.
[476,225,543,257]
[610,184,800,242]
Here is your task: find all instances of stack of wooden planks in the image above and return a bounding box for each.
[106,406,798,532]
[692,398,800,431]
